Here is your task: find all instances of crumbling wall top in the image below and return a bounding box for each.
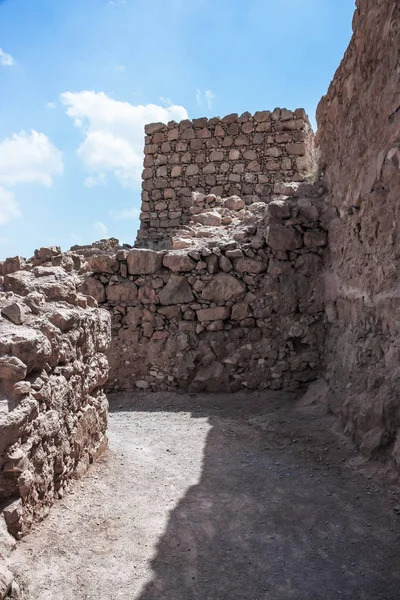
[137,108,316,249]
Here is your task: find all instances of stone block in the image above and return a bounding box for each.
[1,303,26,325]
[127,249,162,275]
[158,275,194,305]
[87,254,119,274]
[193,117,208,128]
[224,196,244,211]
[171,166,182,178]
[145,122,166,135]
[0,356,27,381]
[156,166,167,178]
[210,150,225,162]
[235,135,250,146]
[268,199,292,219]
[266,224,303,251]
[234,258,267,274]
[201,273,246,302]
[254,110,271,122]
[286,143,306,156]
[203,163,216,174]
[106,282,138,303]
[197,306,230,322]
[229,149,241,160]
[231,303,251,320]
[78,277,106,304]
[186,164,199,176]
[303,230,327,248]
[163,254,196,272]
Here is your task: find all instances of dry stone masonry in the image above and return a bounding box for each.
[316,0,400,466]
[0,261,110,546]
[81,189,327,393]
[137,109,316,249]
[2,1,400,591]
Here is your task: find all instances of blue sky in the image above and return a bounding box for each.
[0,0,354,260]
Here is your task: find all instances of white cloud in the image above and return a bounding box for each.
[45,102,56,109]
[160,96,173,107]
[196,89,202,107]
[0,187,21,226]
[110,206,140,219]
[61,90,188,188]
[0,48,15,67]
[196,89,215,111]
[85,173,107,188]
[114,64,125,72]
[93,221,109,238]
[0,130,63,187]
[205,90,215,110]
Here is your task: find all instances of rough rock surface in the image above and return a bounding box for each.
[0,266,111,547]
[77,188,327,393]
[137,109,316,249]
[316,0,400,466]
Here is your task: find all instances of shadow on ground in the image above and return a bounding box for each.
[109,391,400,600]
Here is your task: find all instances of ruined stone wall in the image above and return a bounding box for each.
[0,264,111,540]
[137,109,316,249]
[81,193,327,393]
[316,0,400,464]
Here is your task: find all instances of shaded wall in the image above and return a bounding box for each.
[316,0,400,463]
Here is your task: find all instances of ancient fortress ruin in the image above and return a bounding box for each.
[1,0,400,596]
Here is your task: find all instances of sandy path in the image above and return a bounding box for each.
[9,391,400,600]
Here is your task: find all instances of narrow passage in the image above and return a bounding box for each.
[9,391,400,600]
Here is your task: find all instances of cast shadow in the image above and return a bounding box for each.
[109,392,400,600]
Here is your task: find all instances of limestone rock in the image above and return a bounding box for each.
[0,257,25,277]
[224,196,244,211]
[2,499,23,538]
[24,292,45,315]
[1,303,27,325]
[234,258,267,274]
[78,277,106,304]
[158,276,194,305]
[87,254,119,274]
[201,273,246,302]
[0,263,111,538]
[0,564,13,599]
[4,269,77,302]
[197,307,230,322]
[231,303,251,321]
[192,212,222,227]
[0,515,16,560]
[0,356,27,381]
[303,230,327,248]
[127,249,162,275]
[34,246,61,260]
[106,282,137,304]
[268,199,291,220]
[0,323,52,372]
[163,254,196,272]
[266,224,303,251]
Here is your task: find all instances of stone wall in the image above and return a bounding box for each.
[0,265,111,540]
[316,0,400,464]
[81,192,327,393]
[137,109,316,249]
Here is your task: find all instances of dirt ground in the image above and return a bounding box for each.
[8,389,400,600]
